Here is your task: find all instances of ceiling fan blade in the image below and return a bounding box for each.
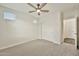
[29,11,36,13]
[41,10,49,12]
[27,3,36,9]
[40,3,47,9]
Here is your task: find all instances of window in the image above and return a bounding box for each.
[4,11,16,21]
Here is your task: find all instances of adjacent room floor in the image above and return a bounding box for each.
[64,38,75,45]
[0,39,78,56]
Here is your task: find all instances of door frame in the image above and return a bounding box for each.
[62,17,77,49]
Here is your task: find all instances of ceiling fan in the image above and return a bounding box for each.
[27,3,49,15]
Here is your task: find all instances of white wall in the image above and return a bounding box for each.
[0,6,37,49]
[1,4,78,48]
[63,18,77,39]
[63,9,79,19]
[38,12,63,44]
[0,5,63,49]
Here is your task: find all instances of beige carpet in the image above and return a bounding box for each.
[0,39,78,56]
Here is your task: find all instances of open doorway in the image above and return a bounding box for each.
[63,18,77,45]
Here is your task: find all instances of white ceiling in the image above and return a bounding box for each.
[0,3,79,18]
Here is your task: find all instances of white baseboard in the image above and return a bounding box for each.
[0,39,61,51]
[37,38,61,44]
[43,39,61,44]
[0,39,35,50]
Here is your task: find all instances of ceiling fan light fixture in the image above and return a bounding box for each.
[37,9,40,13]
